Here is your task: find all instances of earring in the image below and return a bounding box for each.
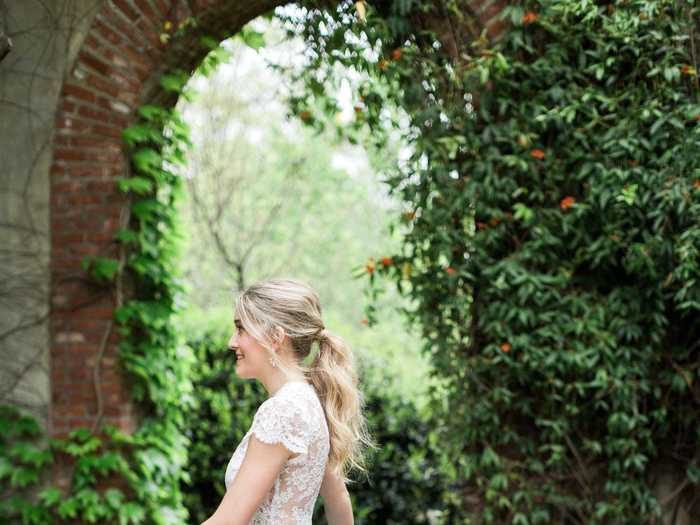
[269,356,278,368]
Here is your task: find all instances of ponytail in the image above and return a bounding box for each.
[309,330,375,482]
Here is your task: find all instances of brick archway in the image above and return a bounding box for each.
[49,0,291,439]
[48,0,506,439]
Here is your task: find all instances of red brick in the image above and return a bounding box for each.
[136,18,162,49]
[54,147,122,163]
[83,34,102,53]
[66,193,106,206]
[68,319,112,331]
[87,232,118,243]
[86,180,117,192]
[53,135,71,147]
[109,70,140,93]
[99,46,131,70]
[55,116,92,132]
[114,0,141,22]
[94,19,124,47]
[110,112,129,128]
[76,104,109,122]
[54,232,85,243]
[53,181,83,193]
[61,100,76,114]
[93,124,124,139]
[70,136,122,149]
[65,82,98,103]
[100,4,144,49]
[81,73,120,99]
[80,306,117,319]
[68,166,107,177]
[79,50,113,77]
[55,148,86,162]
[134,0,158,22]
[151,0,169,17]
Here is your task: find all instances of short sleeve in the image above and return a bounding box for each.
[250,395,312,455]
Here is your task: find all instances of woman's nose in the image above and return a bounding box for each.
[228,333,238,349]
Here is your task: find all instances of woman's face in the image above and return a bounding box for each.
[228,319,270,380]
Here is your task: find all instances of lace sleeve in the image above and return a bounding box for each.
[250,395,312,455]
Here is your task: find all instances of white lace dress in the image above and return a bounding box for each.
[224,381,330,524]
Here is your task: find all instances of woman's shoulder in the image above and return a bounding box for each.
[257,382,315,413]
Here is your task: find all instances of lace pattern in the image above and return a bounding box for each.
[224,382,330,525]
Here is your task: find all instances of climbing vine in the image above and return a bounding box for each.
[283,0,700,523]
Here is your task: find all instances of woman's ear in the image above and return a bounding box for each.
[273,326,286,349]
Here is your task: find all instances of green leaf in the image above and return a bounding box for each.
[104,488,124,509]
[122,124,165,147]
[688,463,700,484]
[0,457,12,480]
[115,228,139,244]
[137,105,169,122]
[82,256,120,282]
[58,498,78,519]
[239,26,265,50]
[38,487,63,506]
[119,502,146,525]
[10,467,39,488]
[160,71,189,93]
[132,148,162,173]
[117,176,154,195]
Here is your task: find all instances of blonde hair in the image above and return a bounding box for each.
[234,277,375,482]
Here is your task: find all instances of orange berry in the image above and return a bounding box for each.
[365,256,376,274]
[693,180,700,189]
[501,342,511,353]
[530,149,545,159]
[380,257,393,266]
[522,12,538,24]
[391,48,402,61]
[446,267,456,274]
[299,110,311,121]
[378,58,389,70]
[489,217,500,226]
[560,196,576,210]
[360,318,369,326]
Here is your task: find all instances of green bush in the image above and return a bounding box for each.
[180,325,267,523]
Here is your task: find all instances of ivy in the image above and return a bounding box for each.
[282,0,700,522]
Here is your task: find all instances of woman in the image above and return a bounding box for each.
[200,278,374,525]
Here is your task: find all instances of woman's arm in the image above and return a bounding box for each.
[320,464,353,525]
[200,435,294,525]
